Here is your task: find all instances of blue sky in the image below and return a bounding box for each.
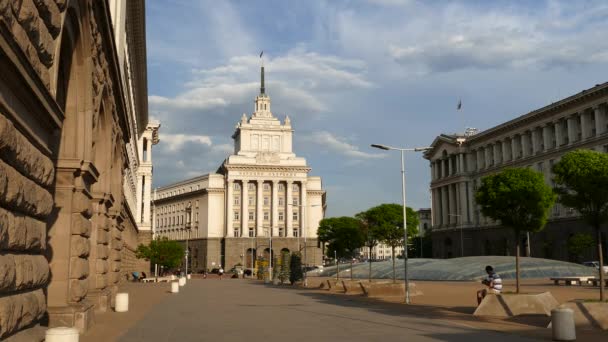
[146,0,608,217]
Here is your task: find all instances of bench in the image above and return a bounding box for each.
[550,277,592,286]
[589,278,608,287]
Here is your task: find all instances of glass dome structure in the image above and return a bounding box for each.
[317,256,596,281]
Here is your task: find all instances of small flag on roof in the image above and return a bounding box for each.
[457,99,462,111]
[259,51,264,58]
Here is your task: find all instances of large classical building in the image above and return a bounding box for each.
[424,82,608,261]
[0,1,158,339]
[153,66,326,271]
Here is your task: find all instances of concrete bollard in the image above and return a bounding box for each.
[170,275,176,280]
[551,308,576,341]
[115,293,129,312]
[178,277,186,286]
[45,327,79,342]
[187,274,191,280]
[171,281,179,293]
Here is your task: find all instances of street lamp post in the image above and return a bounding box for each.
[185,203,192,277]
[371,144,431,304]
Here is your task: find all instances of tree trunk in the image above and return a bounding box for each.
[350,255,353,280]
[392,246,396,284]
[597,228,605,301]
[368,246,372,283]
[515,230,521,294]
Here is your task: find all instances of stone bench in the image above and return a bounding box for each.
[474,292,559,317]
[550,277,593,286]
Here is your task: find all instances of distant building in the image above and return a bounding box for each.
[359,243,404,260]
[153,65,326,271]
[417,208,432,237]
[424,82,608,260]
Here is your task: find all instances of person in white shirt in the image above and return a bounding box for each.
[477,265,503,305]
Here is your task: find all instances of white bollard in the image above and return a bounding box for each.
[170,275,176,280]
[45,327,79,342]
[551,308,576,341]
[171,281,179,293]
[187,274,191,280]
[115,293,129,312]
[178,277,186,287]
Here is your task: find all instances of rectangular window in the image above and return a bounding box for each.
[263,184,270,191]
[249,196,254,206]
[279,227,284,237]
[234,211,240,220]
[278,184,284,191]
[233,183,240,190]
[293,197,299,206]
[264,212,269,221]
[195,213,199,222]
[279,197,284,206]
[234,197,240,205]
[249,211,254,220]
[195,200,199,208]
[293,184,298,192]
[293,228,299,237]
[293,212,299,221]
[234,229,240,237]
[264,197,269,206]
[249,228,254,237]
[279,212,284,221]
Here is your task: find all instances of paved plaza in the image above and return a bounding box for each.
[87,279,540,342]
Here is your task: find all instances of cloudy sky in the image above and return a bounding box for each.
[146,0,608,217]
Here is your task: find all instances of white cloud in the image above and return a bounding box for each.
[303,131,385,160]
[161,133,213,151]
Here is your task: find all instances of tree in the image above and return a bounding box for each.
[136,237,184,272]
[475,168,555,293]
[553,149,608,301]
[567,233,595,263]
[278,251,291,284]
[322,217,365,280]
[289,253,303,284]
[317,219,335,260]
[356,204,415,282]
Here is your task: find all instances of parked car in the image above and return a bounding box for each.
[582,261,608,274]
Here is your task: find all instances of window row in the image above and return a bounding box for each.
[232,227,300,238]
[232,211,297,221]
[233,183,300,192]
[233,196,299,206]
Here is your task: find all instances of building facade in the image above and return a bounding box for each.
[417,208,432,237]
[0,1,157,339]
[359,243,404,260]
[154,66,326,271]
[424,82,608,261]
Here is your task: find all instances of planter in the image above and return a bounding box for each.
[474,292,559,317]
[359,281,422,298]
[558,301,608,330]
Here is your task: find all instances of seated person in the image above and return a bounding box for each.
[477,265,502,305]
[140,272,147,281]
[132,271,140,282]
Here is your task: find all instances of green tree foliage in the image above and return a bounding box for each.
[136,237,184,270]
[553,149,608,301]
[289,253,303,284]
[567,233,595,263]
[475,168,555,293]
[323,217,365,279]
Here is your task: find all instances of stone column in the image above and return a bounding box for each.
[136,175,143,223]
[286,181,293,236]
[147,138,153,161]
[567,116,576,144]
[226,179,234,237]
[484,147,491,167]
[521,132,529,157]
[501,139,509,162]
[510,135,518,159]
[543,125,552,150]
[459,182,467,224]
[581,111,591,139]
[443,159,449,177]
[271,180,279,236]
[531,129,540,154]
[554,121,563,147]
[301,181,307,239]
[256,180,263,237]
[242,180,250,237]
[458,153,465,173]
[143,175,151,224]
[431,188,439,227]
[441,186,448,227]
[493,143,501,165]
[476,149,483,169]
[466,181,474,223]
[595,106,606,136]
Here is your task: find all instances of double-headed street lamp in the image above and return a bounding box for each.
[371,143,431,304]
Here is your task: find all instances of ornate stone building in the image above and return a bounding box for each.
[0,0,158,339]
[424,82,608,261]
[154,66,326,271]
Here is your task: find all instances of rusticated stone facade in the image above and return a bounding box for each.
[0,0,155,340]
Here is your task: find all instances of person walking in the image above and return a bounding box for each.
[218,266,224,280]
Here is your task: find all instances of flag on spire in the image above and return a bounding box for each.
[259,50,263,58]
[457,99,462,111]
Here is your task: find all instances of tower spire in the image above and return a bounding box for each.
[260,65,265,95]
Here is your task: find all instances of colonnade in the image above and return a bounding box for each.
[226,179,307,238]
